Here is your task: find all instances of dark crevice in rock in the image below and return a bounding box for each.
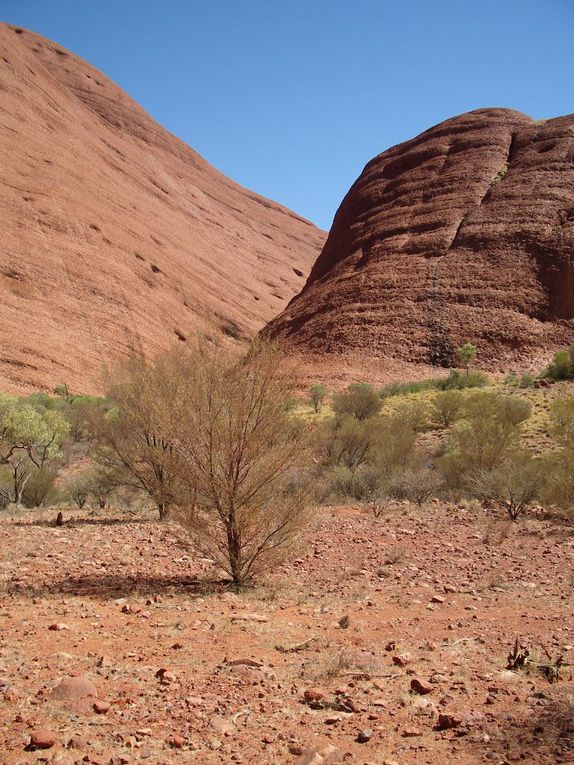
[426,257,454,367]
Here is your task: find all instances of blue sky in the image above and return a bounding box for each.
[3,1,573,229]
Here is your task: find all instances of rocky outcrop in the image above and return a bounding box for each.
[265,108,574,375]
[0,24,324,392]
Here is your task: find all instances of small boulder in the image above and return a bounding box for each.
[29,729,57,750]
[436,712,463,730]
[411,677,433,695]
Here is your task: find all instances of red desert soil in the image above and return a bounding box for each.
[0,23,325,394]
[265,108,574,384]
[1,505,573,764]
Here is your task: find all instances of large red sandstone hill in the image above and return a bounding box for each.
[265,108,574,382]
[0,24,325,393]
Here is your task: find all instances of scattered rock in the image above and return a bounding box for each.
[436,712,463,730]
[29,729,57,750]
[410,677,433,695]
[392,653,413,667]
[168,734,185,749]
[402,727,422,737]
[357,728,373,743]
[303,688,325,703]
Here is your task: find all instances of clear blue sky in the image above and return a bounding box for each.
[3,0,573,230]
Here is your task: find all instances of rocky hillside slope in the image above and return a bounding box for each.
[0,24,324,393]
[266,108,574,378]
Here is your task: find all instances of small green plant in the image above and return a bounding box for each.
[456,342,477,374]
[491,165,509,185]
[545,346,574,381]
[308,383,328,413]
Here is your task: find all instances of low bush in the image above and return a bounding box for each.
[544,345,574,381]
[386,463,443,507]
[439,391,532,489]
[332,383,381,420]
[308,384,328,413]
[439,369,489,390]
[467,451,544,520]
[379,378,442,399]
[431,390,464,429]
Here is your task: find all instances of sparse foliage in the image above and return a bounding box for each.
[431,390,464,429]
[456,342,477,373]
[387,463,443,507]
[308,384,328,414]
[467,451,544,520]
[545,346,574,381]
[94,357,185,520]
[154,342,311,585]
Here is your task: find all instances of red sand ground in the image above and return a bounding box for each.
[1,504,573,764]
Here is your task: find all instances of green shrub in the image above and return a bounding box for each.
[439,369,489,390]
[456,342,477,372]
[315,415,380,471]
[467,451,544,520]
[316,407,420,502]
[431,390,464,429]
[332,383,382,420]
[550,397,574,448]
[379,378,442,399]
[517,374,536,389]
[308,383,328,413]
[545,346,574,380]
[439,392,532,488]
[391,399,430,432]
[328,464,381,501]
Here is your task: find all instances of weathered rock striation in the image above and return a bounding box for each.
[0,24,324,392]
[266,108,574,377]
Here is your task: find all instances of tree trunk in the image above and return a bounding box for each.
[226,518,243,585]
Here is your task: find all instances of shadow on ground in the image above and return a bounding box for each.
[467,695,574,765]
[12,516,151,528]
[3,573,230,600]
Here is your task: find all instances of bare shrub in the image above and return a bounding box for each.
[387,463,443,507]
[468,451,544,520]
[431,390,464,429]
[157,342,311,586]
[62,469,96,509]
[94,355,189,520]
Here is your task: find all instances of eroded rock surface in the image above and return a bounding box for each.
[0,23,324,393]
[266,108,574,374]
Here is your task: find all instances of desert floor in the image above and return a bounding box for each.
[1,504,573,765]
